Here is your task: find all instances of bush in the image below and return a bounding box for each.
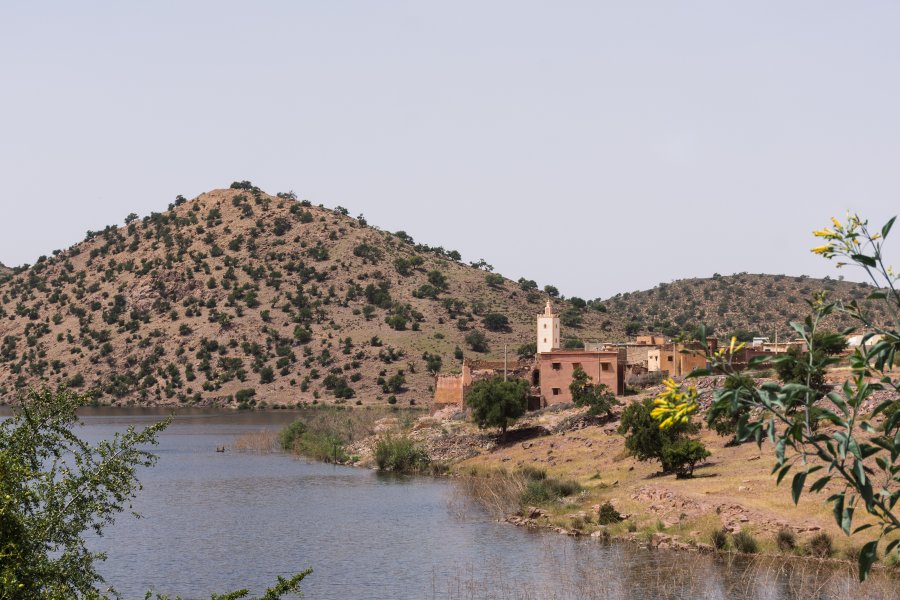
[776,527,796,553]
[520,470,581,505]
[485,273,504,287]
[660,439,710,478]
[279,420,307,450]
[374,436,431,473]
[711,528,729,550]
[482,313,509,332]
[235,388,256,403]
[732,530,759,554]
[806,532,833,558]
[465,330,489,353]
[597,501,623,525]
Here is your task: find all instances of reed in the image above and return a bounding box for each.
[231,430,278,453]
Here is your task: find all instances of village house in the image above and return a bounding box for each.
[535,301,625,405]
[647,341,712,378]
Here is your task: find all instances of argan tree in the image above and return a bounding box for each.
[466,377,527,437]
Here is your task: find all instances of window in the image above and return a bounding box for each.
[543,337,547,344]
[552,388,561,396]
[601,362,611,371]
[667,356,673,362]
[572,362,581,371]
[552,362,561,370]
[544,323,547,329]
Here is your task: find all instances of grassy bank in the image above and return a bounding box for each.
[278,405,432,469]
[437,397,900,573]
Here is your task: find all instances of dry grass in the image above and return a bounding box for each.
[454,398,899,561]
[426,549,900,600]
[452,469,530,518]
[232,430,278,453]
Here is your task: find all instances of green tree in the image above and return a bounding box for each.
[482,313,509,332]
[0,388,170,596]
[465,330,489,353]
[465,377,527,436]
[617,396,705,476]
[484,273,504,287]
[517,342,537,358]
[569,367,620,417]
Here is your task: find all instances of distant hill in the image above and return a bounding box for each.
[596,273,885,342]
[0,184,886,407]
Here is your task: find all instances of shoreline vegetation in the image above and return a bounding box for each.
[268,395,900,584]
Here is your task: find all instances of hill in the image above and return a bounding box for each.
[597,273,886,341]
[0,185,611,407]
[0,184,886,407]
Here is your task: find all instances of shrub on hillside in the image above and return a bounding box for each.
[465,330,489,353]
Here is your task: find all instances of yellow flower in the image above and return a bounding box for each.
[652,378,699,429]
[811,244,833,255]
[831,216,843,230]
[813,228,835,238]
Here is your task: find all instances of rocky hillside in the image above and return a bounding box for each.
[597,273,887,341]
[0,185,616,407]
[0,184,886,408]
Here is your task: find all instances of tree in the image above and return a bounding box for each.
[568,297,587,309]
[0,387,311,598]
[0,388,170,596]
[569,367,620,417]
[618,390,706,476]
[465,330,489,353]
[485,273,504,287]
[560,308,582,328]
[653,214,900,580]
[517,342,537,358]
[661,439,710,478]
[466,377,527,436]
[517,278,537,291]
[482,313,509,332]
[543,285,559,298]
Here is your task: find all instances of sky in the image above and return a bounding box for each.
[1,1,898,299]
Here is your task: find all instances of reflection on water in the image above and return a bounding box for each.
[9,408,894,600]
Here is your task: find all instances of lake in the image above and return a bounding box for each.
[19,408,894,599]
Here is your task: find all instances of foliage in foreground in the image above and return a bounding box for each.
[465,377,528,436]
[653,214,900,580]
[0,387,310,598]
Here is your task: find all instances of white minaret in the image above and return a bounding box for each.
[537,300,560,353]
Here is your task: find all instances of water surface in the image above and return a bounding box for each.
[10,408,893,599]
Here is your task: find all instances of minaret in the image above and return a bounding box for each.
[537,300,560,353]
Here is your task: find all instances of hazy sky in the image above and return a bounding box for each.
[1,1,898,298]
